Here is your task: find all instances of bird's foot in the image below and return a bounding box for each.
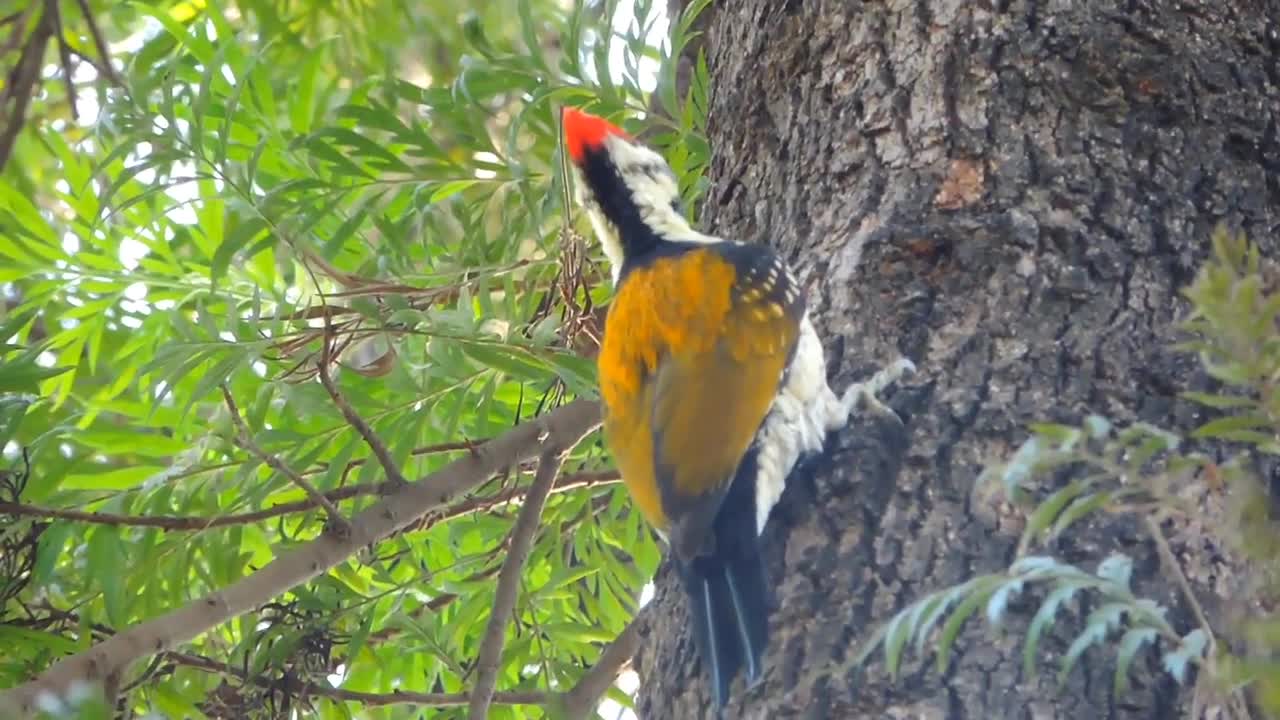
[837,357,915,426]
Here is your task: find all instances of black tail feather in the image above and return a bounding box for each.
[677,518,770,710]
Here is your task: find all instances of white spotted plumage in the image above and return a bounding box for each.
[749,316,914,533]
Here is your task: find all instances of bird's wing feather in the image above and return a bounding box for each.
[651,246,802,561]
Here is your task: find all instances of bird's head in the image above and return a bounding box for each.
[561,107,708,283]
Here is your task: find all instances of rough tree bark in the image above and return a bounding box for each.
[636,1,1279,718]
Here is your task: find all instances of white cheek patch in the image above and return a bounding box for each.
[607,137,717,246]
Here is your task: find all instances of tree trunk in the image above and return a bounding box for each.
[635,1,1280,718]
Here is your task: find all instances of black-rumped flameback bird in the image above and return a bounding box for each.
[561,107,913,713]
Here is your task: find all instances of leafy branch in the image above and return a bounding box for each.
[0,469,619,531]
[0,399,602,714]
[0,0,121,171]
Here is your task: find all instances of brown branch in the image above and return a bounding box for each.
[73,0,123,85]
[0,3,53,173]
[468,448,569,719]
[316,338,408,489]
[162,650,547,708]
[222,385,351,535]
[1144,516,1254,720]
[157,437,482,490]
[0,399,601,714]
[65,46,110,79]
[47,0,77,122]
[0,6,32,57]
[554,613,644,719]
[0,482,391,530]
[335,439,483,487]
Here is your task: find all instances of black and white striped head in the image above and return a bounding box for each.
[562,107,709,283]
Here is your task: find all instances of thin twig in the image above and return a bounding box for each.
[73,0,123,85]
[0,4,52,172]
[1145,516,1212,637]
[468,449,568,719]
[0,470,620,530]
[316,328,408,489]
[65,46,109,78]
[1144,515,1254,720]
[222,385,351,536]
[0,6,31,56]
[336,438,481,487]
[555,613,644,719]
[47,0,77,122]
[162,650,547,707]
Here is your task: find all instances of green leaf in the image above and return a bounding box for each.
[1181,391,1256,409]
[1192,413,1273,440]
[88,527,129,627]
[62,466,169,491]
[1057,603,1127,685]
[1095,554,1133,590]
[536,564,600,596]
[0,625,78,655]
[315,127,411,172]
[462,343,549,380]
[1048,491,1115,540]
[430,179,481,203]
[1162,628,1207,683]
[1020,480,1089,548]
[539,622,616,644]
[881,609,912,677]
[936,577,1000,673]
[76,429,189,458]
[212,216,268,287]
[0,393,33,450]
[985,578,1025,627]
[1114,627,1158,694]
[1023,581,1082,679]
[0,348,73,393]
[33,521,75,586]
[910,583,968,656]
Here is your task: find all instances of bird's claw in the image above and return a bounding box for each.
[838,357,915,424]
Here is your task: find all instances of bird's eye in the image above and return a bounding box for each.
[670,197,685,216]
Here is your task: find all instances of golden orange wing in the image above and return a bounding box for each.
[598,244,804,557]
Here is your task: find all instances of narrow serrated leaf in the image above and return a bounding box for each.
[1023,581,1083,678]
[1114,627,1159,694]
[937,577,1001,673]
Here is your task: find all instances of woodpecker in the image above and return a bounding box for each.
[561,107,913,712]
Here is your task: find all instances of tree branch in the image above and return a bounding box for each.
[162,650,548,708]
[0,3,52,173]
[316,343,408,489]
[554,613,644,719]
[72,0,123,86]
[222,385,351,535]
[47,0,77,122]
[468,448,569,718]
[0,399,601,716]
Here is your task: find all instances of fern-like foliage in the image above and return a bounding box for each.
[857,226,1280,706]
[855,552,1205,693]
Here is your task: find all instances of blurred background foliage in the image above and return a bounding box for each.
[0,0,711,717]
